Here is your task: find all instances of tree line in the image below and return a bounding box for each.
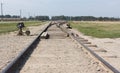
[1,15,120,21]
[0,15,50,21]
[0,15,20,18]
[28,16,49,20]
[51,16,120,21]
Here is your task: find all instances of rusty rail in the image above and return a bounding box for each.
[58,23,120,73]
[2,22,52,73]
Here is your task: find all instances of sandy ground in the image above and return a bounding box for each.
[70,28,120,72]
[0,23,48,72]
[19,25,111,73]
[0,22,119,73]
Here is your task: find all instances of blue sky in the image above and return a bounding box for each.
[1,0,120,17]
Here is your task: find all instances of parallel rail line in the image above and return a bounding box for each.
[1,21,120,73]
[58,23,120,73]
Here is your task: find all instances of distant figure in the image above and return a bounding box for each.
[17,22,25,29]
[17,22,25,35]
[66,23,72,29]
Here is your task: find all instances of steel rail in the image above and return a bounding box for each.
[59,24,120,73]
[2,22,52,73]
[71,35,120,73]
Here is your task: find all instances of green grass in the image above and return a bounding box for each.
[0,21,46,34]
[70,21,120,38]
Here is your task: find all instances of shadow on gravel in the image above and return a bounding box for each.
[14,39,40,73]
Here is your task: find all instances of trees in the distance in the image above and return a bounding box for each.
[0,15,20,18]
[0,14,120,21]
[51,16,120,21]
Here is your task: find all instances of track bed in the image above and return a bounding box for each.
[19,24,110,73]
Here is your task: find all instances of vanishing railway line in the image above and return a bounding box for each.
[1,22,120,73]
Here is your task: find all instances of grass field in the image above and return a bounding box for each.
[0,21,46,34]
[70,21,120,38]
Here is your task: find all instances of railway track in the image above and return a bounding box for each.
[1,22,51,73]
[1,21,120,73]
[58,23,120,73]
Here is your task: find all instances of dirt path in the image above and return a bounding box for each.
[19,25,111,73]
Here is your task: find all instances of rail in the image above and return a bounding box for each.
[58,24,120,73]
[2,22,120,73]
[2,22,52,73]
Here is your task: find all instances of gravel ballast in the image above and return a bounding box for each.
[19,25,112,73]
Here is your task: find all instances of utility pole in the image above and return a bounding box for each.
[20,10,22,18]
[1,3,3,21]
[69,16,71,21]
[28,12,30,18]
